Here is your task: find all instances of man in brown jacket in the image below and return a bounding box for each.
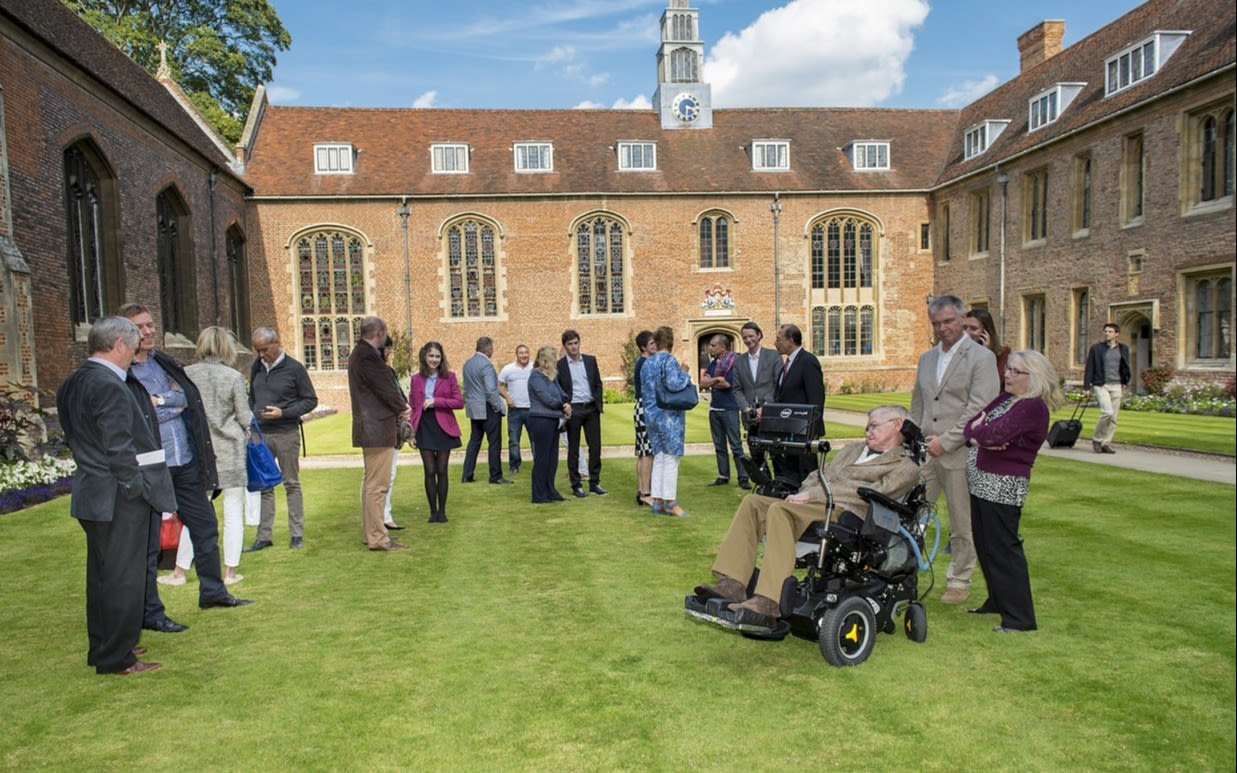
[348,316,409,551]
[694,405,920,620]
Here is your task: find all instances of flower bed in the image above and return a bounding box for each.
[0,457,76,515]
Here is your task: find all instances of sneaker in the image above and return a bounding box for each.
[940,588,969,604]
[224,574,244,585]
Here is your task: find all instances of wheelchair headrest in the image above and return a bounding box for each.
[899,419,928,465]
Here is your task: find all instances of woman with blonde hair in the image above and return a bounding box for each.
[527,345,571,503]
[162,327,253,586]
[962,349,1063,633]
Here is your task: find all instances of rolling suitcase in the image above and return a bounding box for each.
[1047,393,1088,448]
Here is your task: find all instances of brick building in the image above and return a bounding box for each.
[3,0,1233,409]
[1,0,250,395]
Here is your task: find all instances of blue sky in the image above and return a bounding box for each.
[267,0,1143,110]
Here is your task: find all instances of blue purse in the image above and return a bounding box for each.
[246,421,283,492]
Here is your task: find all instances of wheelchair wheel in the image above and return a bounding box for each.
[818,596,876,667]
[904,601,928,643]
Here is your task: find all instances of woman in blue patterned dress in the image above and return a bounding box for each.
[639,326,693,517]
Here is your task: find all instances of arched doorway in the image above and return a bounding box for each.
[694,328,739,382]
[1123,312,1154,395]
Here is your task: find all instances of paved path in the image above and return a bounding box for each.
[302,409,1235,486]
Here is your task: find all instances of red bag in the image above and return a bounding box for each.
[160,512,183,550]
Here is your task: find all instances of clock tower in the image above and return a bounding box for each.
[653,0,712,130]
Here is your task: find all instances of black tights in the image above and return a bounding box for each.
[420,448,451,516]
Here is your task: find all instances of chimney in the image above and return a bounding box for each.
[1017,20,1065,73]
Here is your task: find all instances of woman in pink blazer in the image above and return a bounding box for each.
[408,342,464,523]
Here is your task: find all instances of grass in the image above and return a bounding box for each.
[1,455,1233,771]
[827,393,1236,456]
[303,406,864,457]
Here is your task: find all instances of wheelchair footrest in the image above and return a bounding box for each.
[684,595,786,636]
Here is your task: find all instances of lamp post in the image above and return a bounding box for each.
[996,170,1010,342]
[770,194,783,327]
[397,201,412,338]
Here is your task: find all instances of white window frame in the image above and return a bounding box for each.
[964,120,1010,160]
[617,141,657,171]
[431,143,470,174]
[752,140,790,171]
[314,143,354,174]
[1105,31,1189,97]
[514,142,554,173]
[852,141,890,170]
[1029,83,1085,132]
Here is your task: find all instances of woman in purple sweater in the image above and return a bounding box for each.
[962,349,1064,633]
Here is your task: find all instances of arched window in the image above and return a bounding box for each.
[811,306,826,356]
[445,218,499,318]
[156,187,196,337]
[574,215,626,315]
[672,13,693,40]
[670,47,698,82]
[226,225,250,337]
[699,213,730,268]
[295,229,366,371]
[811,216,875,291]
[63,142,122,328]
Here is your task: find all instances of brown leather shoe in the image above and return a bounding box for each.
[1092,440,1103,453]
[1101,444,1117,454]
[115,661,162,675]
[369,541,408,551]
[132,646,147,657]
[694,576,747,604]
[728,594,780,618]
[940,588,969,604]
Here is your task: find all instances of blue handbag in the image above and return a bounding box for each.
[246,421,283,492]
[655,359,699,411]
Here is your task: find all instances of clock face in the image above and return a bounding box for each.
[672,92,700,123]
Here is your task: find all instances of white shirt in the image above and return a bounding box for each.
[498,361,533,408]
[935,340,958,387]
[746,349,761,382]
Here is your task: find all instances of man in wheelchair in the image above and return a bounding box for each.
[692,405,921,625]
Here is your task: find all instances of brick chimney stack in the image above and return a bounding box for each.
[1017,20,1065,73]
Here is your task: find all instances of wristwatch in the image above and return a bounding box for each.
[154,395,166,406]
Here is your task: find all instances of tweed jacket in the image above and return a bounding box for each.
[730,346,783,412]
[185,358,253,490]
[798,440,920,520]
[349,340,408,448]
[910,334,999,470]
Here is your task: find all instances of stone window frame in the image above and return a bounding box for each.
[291,225,370,372]
[1179,264,1234,368]
[1022,166,1050,245]
[694,208,736,271]
[1021,292,1048,353]
[1071,152,1093,237]
[441,214,504,321]
[1180,97,1235,215]
[571,212,631,317]
[1120,132,1145,227]
[969,186,991,257]
[63,140,124,338]
[1071,286,1090,367]
[155,185,197,339]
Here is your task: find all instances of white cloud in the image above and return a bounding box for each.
[536,45,577,68]
[935,75,999,107]
[412,90,438,108]
[264,84,302,103]
[573,100,606,109]
[611,94,651,110]
[704,0,929,107]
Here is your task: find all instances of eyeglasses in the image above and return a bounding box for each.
[864,418,897,432]
[1005,366,1030,376]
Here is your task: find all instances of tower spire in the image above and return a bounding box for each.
[654,0,712,129]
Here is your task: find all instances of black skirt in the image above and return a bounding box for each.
[415,409,461,451]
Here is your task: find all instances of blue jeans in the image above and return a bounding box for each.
[708,409,747,483]
[507,407,530,471]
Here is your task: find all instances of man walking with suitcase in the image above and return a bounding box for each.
[1084,322,1131,454]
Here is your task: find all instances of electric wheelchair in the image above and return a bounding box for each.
[684,406,941,666]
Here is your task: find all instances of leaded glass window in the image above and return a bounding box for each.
[575,216,626,315]
[296,230,366,371]
[447,219,498,318]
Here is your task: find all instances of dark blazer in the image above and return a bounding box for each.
[774,347,825,436]
[730,346,783,411]
[150,349,219,489]
[56,361,177,520]
[409,371,464,438]
[1083,341,1131,387]
[349,340,408,447]
[555,354,604,413]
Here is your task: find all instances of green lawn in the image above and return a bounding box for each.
[827,392,1236,456]
[1,456,1233,770]
[303,405,864,457]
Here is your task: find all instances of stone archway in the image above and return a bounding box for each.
[686,318,742,382]
[1121,311,1154,395]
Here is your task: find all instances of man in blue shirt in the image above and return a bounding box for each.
[700,334,749,489]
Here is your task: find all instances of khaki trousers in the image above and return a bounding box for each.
[711,494,825,602]
[921,455,975,589]
[361,447,396,549]
[1092,384,1123,445]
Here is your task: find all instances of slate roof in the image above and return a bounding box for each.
[1,0,244,179]
[938,0,1236,185]
[242,105,959,198]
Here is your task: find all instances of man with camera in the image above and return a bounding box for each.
[693,405,919,622]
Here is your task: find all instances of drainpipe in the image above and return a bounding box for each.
[397,198,412,337]
[996,169,1010,342]
[208,169,220,324]
[770,192,783,327]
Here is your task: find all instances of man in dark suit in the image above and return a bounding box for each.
[120,304,251,629]
[348,316,409,551]
[730,321,784,483]
[771,323,826,486]
[57,316,178,675]
[555,329,606,497]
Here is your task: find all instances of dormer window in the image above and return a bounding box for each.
[314,143,354,174]
[852,141,890,170]
[431,143,469,174]
[964,120,1011,160]
[514,142,553,173]
[1029,83,1085,131]
[617,141,657,171]
[1105,31,1189,96]
[752,140,789,171]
